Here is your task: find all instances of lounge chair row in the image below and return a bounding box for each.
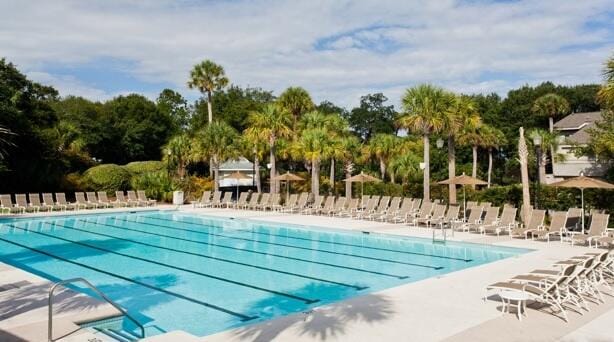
[0,191,156,214]
[486,250,614,322]
[192,191,285,211]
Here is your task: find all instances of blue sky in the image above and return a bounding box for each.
[1,0,612,107]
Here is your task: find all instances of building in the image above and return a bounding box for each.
[551,111,609,180]
[219,156,256,187]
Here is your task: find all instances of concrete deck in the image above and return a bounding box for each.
[0,206,612,341]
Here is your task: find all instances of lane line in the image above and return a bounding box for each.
[75,219,409,279]
[0,234,257,321]
[117,217,444,270]
[6,224,319,304]
[49,220,367,291]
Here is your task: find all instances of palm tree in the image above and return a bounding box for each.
[0,125,15,161]
[295,128,329,196]
[479,125,505,188]
[241,130,268,193]
[278,87,314,127]
[519,127,531,223]
[597,55,614,107]
[245,104,292,193]
[398,84,452,201]
[531,93,570,132]
[187,60,229,123]
[194,121,239,191]
[337,135,361,198]
[458,123,486,187]
[528,129,565,184]
[389,153,420,185]
[163,133,192,179]
[363,133,399,182]
[444,95,481,202]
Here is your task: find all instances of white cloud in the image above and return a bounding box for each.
[0,0,612,108]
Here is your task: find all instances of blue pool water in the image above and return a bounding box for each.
[0,211,528,337]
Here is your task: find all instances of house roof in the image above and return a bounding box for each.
[553,111,601,130]
[219,156,254,171]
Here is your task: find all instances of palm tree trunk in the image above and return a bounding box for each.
[549,116,554,133]
[448,135,457,204]
[519,127,531,224]
[390,170,395,184]
[312,157,320,196]
[379,158,386,181]
[345,163,352,198]
[213,154,220,192]
[270,140,276,194]
[472,145,478,189]
[487,148,493,188]
[330,159,335,190]
[207,91,213,123]
[423,134,430,201]
[254,154,262,193]
[539,150,547,185]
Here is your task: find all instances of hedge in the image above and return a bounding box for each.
[82,164,132,193]
[124,161,165,175]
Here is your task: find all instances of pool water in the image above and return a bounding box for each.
[0,211,528,337]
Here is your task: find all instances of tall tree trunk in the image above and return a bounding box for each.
[254,154,262,193]
[448,135,457,204]
[330,159,335,191]
[312,158,320,196]
[487,148,493,188]
[390,170,395,184]
[213,154,220,192]
[538,150,547,184]
[423,134,430,201]
[472,145,478,189]
[207,91,213,123]
[345,162,352,199]
[519,127,531,224]
[379,158,386,181]
[270,140,276,194]
[549,116,554,133]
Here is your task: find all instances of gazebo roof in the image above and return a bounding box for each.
[219,156,254,171]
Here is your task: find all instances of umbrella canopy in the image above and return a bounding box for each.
[344,172,381,202]
[272,172,305,182]
[549,175,614,233]
[271,171,305,197]
[437,173,488,186]
[224,171,252,199]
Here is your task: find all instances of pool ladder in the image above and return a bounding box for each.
[48,277,145,342]
[432,225,448,244]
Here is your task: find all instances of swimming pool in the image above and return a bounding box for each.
[0,211,528,337]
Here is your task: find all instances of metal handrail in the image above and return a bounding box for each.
[48,277,145,342]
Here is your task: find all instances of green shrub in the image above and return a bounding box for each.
[82,164,132,193]
[130,171,177,202]
[124,161,165,175]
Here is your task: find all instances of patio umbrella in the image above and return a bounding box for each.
[438,173,488,221]
[272,171,305,198]
[549,174,614,233]
[224,171,252,199]
[344,172,381,205]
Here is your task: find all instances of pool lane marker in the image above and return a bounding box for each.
[5,224,320,305]
[116,217,444,270]
[48,221,368,291]
[0,234,258,321]
[153,215,472,262]
[168,216,473,262]
[75,219,409,279]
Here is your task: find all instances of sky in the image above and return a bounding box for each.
[1,0,613,108]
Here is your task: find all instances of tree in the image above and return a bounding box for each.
[458,122,487,187]
[0,126,15,170]
[337,135,361,198]
[586,55,614,159]
[245,104,292,193]
[480,125,505,187]
[277,87,314,127]
[187,60,229,123]
[157,89,190,133]
[528,129,565,184]
[241,128,268,193]
[531,93,570,132]
[398,84,452,201]
[518,127,531,223]
[295,127,329,196]
[194,121,239,191]
[363,133,399,182]
[389,153,420,185]
[347,93,397,141]
[444,95,481,202]
[163,133,192,179]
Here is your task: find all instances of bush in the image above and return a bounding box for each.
[130,171,177,202]
[124,161,165,175]
[82,164,132,193]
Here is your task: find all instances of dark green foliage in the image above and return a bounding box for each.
[130,171,176,202]
[191,85,275,132]
[157,89,190,133]
[82,164,132,192]
[124,160,165,175]
[346,93,397,141]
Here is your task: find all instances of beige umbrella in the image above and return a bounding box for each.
[344,172,381,204]
[225,171,252,199]
[272,171,305,198]
[438,173,488,221]
[549,174,614,233]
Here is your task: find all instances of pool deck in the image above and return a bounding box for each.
[1,205,613,341]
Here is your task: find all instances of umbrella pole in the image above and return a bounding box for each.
[463,186,467,222]
[287,181,290,200]
[581,188,585,234]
